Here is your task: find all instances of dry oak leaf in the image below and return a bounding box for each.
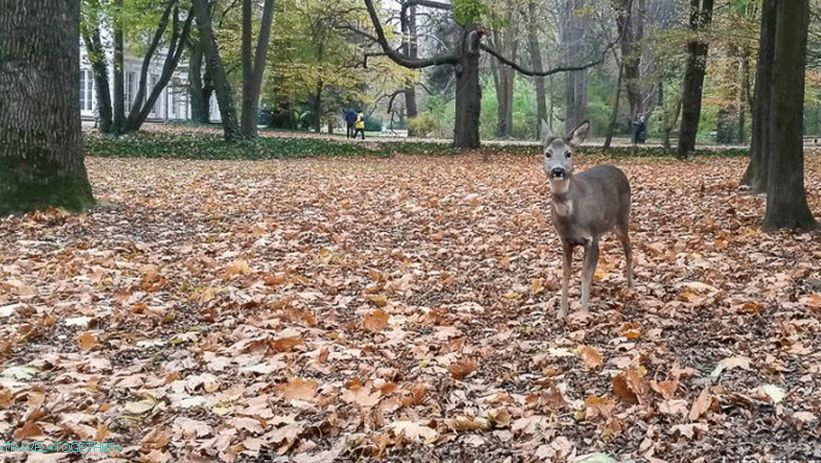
[388,420,438,443]
[584,395,616,420]
[14,421,43,440]
[618,322,642,340]
[612,374,638,404]
[710,356,752,379]
[77,332,98,352]
[650,378,679,400]
[341,382,381,407]
[277,378,319,402]
[688,387,713,421]
[363,309,389,332]
[224,259,251,278]
[272,336,303,352]
[579,345,603,369]
[449,359,478,380]
[671,423,708,440]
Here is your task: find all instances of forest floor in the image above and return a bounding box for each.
[0,152,819,463]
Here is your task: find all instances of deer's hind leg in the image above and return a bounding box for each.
[615,221,633,288]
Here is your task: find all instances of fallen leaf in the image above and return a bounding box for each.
[363,309,389,332]
[77,332,98,352]
[449,359,477,380]
[579,345,603,369]
[277,378,319,402]
[688,387,712,421]
[388,420,438,443]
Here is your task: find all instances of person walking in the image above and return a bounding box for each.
[344,109,357,139]
[354,110,366,140]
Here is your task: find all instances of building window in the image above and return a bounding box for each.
[126,72,136,112]
[80,70,94,112]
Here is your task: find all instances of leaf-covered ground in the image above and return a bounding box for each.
[1,153,819,463]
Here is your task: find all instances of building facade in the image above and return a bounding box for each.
[79,39,221,123]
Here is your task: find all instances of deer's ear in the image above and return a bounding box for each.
[568,120,591,147]
[540,120,553,146]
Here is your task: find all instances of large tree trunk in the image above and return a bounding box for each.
[240,0,276,138]
[527,1,548,133]
[604,56,625,150]
[193,0,241,141]
[453,27,483,149]
[82,25,114,134]
[0,0,94,214]
[561,0,589,132]
[313,84,323,134]
[112,0,126,133]
[762,0,817,231]
[188,37,211,124]
[741,0,775,192]
[676,0,714,158]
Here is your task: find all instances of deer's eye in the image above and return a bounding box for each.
[566,152,572,159]
[545,151,553,158]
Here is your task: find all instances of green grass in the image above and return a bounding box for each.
[85,132,749,160]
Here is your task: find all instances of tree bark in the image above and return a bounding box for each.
[676,0,714,158]
[240,0,276,138]
[112,0,126,133]
[617,0,643,118]
[762,0,817,231]
[741,0,775,192]
[604,56,625,150]
[527,1,548,134]
[561,0,589,131]
[453,27,483,149]
[81,24,113,134]
[403,3,419,121]
[188,37,210,124]
[193,0,241,141]
[0,0,94,214]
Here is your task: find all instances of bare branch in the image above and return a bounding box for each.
[363,0,459,69]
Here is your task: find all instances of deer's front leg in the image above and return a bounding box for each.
[559,241,573,319]
[580,238,599,310]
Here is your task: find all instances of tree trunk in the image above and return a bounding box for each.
[490,12,516,139]
[240,0,276,138]
[189,37,210,124]
[737,51,749,143]
[618,0,643,118]
[561,0,588,132]
[604,56,625,150]
[676,0,714,158]
[112,0,126,133]
[82,26,113,134]
[193,0,241,141]
[404,4,419,120]
[314,84,323,134]
[741,0,775,191]
[123,4,193,133]
[762,0,817,231]
[453,27,482,149]
[0,0,94,214]
[527,1,547,134]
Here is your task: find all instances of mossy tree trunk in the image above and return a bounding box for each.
[0,0,95,215]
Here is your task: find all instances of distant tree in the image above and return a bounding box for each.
[192,0,242,140]
[81,0,114,134]
[0,0,95,214]
[362,0,618,148]
[676,0,714,158]
[240,0,276,138]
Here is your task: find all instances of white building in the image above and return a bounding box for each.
[79,39,221,123]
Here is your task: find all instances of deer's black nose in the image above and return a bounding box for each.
[551,167,566,178]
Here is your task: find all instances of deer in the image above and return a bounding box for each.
[540,120,633,319]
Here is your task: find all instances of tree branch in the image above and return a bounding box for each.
[363,0,458,69]
[479,34,620,77]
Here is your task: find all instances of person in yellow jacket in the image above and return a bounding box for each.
[354,111,366,140]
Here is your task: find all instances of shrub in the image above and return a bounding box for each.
[408,114,441,138]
